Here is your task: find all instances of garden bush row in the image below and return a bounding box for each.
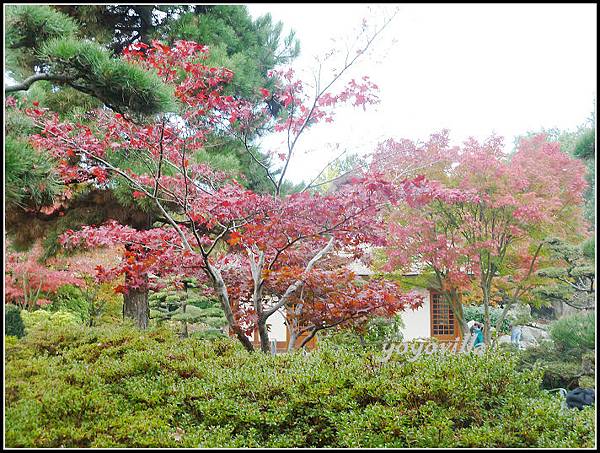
[5,323,595,448]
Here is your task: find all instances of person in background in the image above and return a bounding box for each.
[471,321,484,348]
[510,322,523,349]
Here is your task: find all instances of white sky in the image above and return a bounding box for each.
[246,3,597,184]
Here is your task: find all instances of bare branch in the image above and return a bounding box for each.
[5,73,71,93]
[274,11,397,194]
[301,148,348,192]
[263,235,335,318]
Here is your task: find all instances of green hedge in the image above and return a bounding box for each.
[5,324,596,448]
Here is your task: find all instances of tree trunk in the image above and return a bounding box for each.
[257,317,271,353]
[287,328,298,352]
[248,249,271,353]
[482,285,491,345]
[205,262,255,352]
[447,289,469,338]
[123,278,149,329]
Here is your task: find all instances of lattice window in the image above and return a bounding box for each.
[431,292,455,336]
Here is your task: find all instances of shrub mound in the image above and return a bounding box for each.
[550,311,595,354]
[517,312,596,390]
[5,324,595,448]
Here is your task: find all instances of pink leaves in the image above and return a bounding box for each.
[5,96,17,108]
[381,130,589,295]
[4,243,85,309]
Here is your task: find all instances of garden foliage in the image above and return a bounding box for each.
[5,324,595,448]
[463,305,511,335]
[517,312,596,390]
[5,304,25,338]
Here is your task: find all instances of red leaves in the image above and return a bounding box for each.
[226,231,243,246]
[90,167,108,183]
[4,243,85,309]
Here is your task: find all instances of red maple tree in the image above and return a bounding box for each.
[5,243,84,310]
[26,14,423,353]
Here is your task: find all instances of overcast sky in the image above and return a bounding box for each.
[246,3,597,183]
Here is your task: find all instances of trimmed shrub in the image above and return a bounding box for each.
[517,314,596,390]
[5,324,595,448]
[550,312,595,355]
[5,304,25,338]
[579,376,595,389]
[20,309,80,332]
[48,284,90,323]
[321,315,404,351]
[187,297,214,309]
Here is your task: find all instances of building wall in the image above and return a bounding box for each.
[246,289,435,347]
[246,308,288,344]
[266,309,288,342]
[398,287,431,341]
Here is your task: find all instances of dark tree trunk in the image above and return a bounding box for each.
[257,317,271,353]
[123,273,149,329]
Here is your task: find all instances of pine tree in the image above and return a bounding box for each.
[5,5,301,328]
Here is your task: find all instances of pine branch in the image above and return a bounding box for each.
[5,73,70,93]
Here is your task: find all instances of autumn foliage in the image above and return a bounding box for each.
[5,243,84,309]
[14,38,423,352]
[374,130,589,341]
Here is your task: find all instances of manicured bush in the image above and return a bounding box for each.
[321,315,404,351]
[48,284,90,323]
[190,328,227,341]
[187,296,215,309]
[550,312,595,355]
[579,376,595,389]
[517,315,596,390]
[149,285,226,337]
[5,304,25,338]
[20,309,81,332]
[5,324,595,448]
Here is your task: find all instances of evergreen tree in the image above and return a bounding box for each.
[5,5,301,328]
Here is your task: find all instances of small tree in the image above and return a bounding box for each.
[535,237,595,312]
[149,277,227,338]
[36,13,423,353]
[5,242,84,310]
[376,132,589,344]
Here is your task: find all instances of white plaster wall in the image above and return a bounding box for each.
[398,288,431,341]
[266,309,288,342]
[244,309,288,342]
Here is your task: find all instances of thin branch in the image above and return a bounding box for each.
[263,236,335,319]
[275,12,397,194]
[301,149,348,192]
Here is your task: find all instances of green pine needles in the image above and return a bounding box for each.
[39,38,175,116]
